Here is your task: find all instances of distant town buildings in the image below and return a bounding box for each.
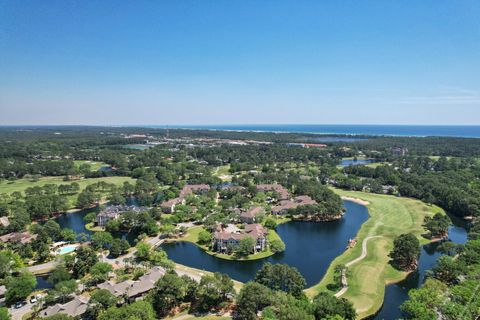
[286,143,327,148]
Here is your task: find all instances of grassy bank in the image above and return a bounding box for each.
[175,262,243,293]
[85,222,105,232]
[305,189,443,319]
[0,176,136,207]
[74,160,110,171]
[177,225,285,261]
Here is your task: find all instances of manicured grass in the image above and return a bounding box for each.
[305,189,443,319]
[85,222,105,232]
[364,162,387,168]
[0,176,135,195]
[0,176,136,207]
[177,225,284,261]
[74,160,110,171]
[181,225,205,243]
[175,262,243,293]
[214,165,232,182]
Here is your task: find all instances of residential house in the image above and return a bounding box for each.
[179,184,210,198]
[96,205,148,226]
[160,184,210,213]
[97,266,166,301]
[160,197,184,213]
[97,279,135,297]
[96,211,120,227]
[272,195,317,215]
[213,223,267,253]
[0,231,37,244]
[0,217,10,228]
[256,184,290,200]
[41,296,90,318]
[240,207,264,223]
[126,266,165,299]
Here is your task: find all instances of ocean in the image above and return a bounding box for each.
[151,124,480,138]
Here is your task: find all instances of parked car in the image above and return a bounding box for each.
[30,296,37,304]
[14,301,26,309]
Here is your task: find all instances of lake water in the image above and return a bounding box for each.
[162,200,468,318]
[54,200,140,245]
[99,166,113,172]
[340,159,374,167]
[156,124,480,138]
[162,200,369,286]
[54,209,94,240]
[373,224,468,320]
[35,275,53,290]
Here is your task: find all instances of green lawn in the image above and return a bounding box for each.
[74,160,110,171]
[364,162,387,168]
[214,165,232,182]
[305,190,443,319]
[0,176,136,207]
[0,176,135,195]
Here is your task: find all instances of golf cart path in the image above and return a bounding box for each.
[335,235,383,297]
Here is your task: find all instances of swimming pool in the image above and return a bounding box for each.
[56,244,78,255]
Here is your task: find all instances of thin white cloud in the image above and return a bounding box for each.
[397,95,480,105]
[397,86,480,105]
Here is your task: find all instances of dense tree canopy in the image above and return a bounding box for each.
[390,233,420,271]
[254,263,306,298]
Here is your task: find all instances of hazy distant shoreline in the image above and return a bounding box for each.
[2,124,480,138]
[146,124,480,138]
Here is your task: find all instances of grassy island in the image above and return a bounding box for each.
[173,225,286,261]
[305,189,444,319]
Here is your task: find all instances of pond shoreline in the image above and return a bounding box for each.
[308,190,453,319]
[168,227,284,262]
[161,200,369,286]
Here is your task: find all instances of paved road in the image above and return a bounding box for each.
[101,234,164,267]
[335,236,383,298]
[8,294,46,320]
[27,261,56,274]
[9,302,33,320]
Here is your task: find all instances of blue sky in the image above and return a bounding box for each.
[1,1,479,125]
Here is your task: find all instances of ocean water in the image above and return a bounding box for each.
[156,124,480,138]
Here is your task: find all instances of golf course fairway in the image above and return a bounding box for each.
[305,189,444,319]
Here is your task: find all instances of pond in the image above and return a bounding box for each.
[54,198,142,245]
[35,275,53,290]
[373,222,468,319]
[123,144,154,151]
[54,209,94,240]
[162,200,369,286]
[340,158,374,167]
